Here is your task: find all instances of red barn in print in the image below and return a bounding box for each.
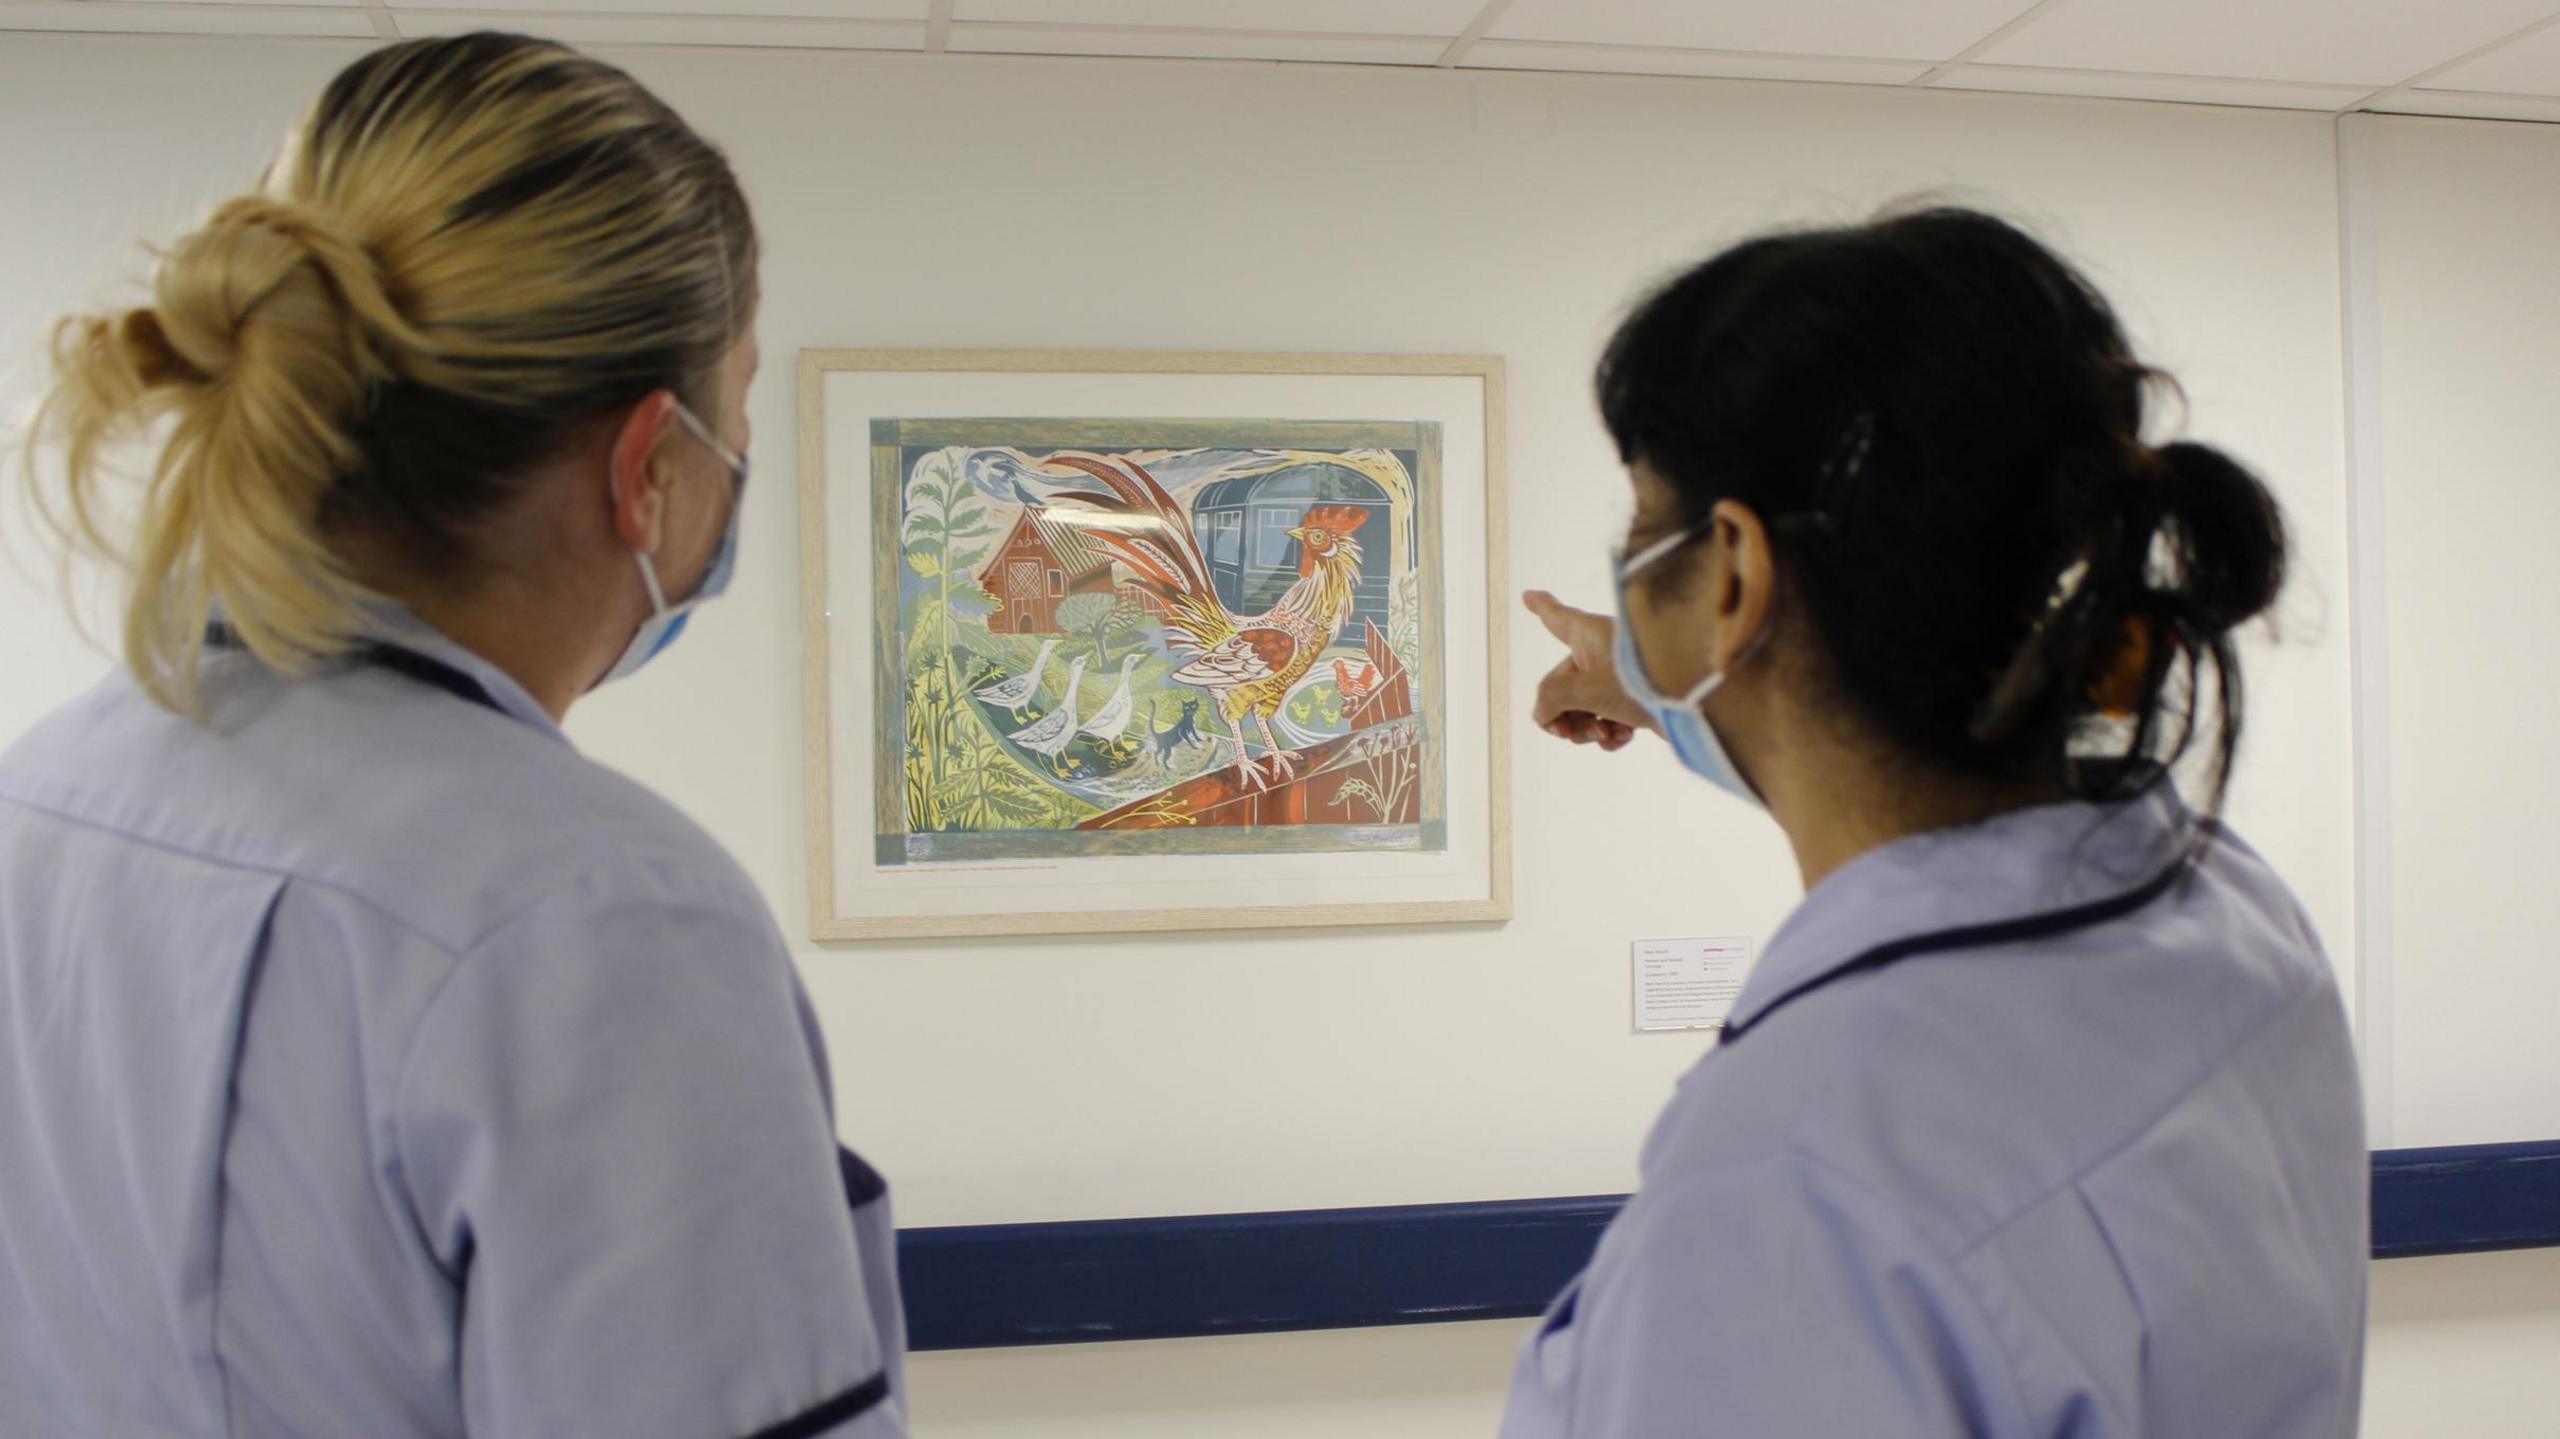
[977,507,1115,635]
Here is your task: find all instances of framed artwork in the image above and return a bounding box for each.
[799,349,1510,940]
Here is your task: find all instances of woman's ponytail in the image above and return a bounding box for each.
[32,196,400,711]
[2151,440,2287,638]
[18,34,759,718]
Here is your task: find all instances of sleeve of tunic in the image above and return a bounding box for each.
[392,859,905,1438]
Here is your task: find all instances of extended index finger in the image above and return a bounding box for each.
[1522,589,1590,646]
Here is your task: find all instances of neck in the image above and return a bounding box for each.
[400,585,594,722]
[1747,702,2060,889]
[335,525,617,725]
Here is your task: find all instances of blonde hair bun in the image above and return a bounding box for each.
[21,34,756,714]
[150,195,401,391]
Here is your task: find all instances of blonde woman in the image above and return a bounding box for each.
[0,35,905,1439]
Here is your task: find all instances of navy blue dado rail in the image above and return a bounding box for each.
[896,1140,2560,1351]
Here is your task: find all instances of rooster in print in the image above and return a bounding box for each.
[1035,453,1368,789]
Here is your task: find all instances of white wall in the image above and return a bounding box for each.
[0,32,2547,1438]
[2342,113,2560,1149]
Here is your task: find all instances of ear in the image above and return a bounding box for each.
[607,389,682,555]
[1707,498,1777,672]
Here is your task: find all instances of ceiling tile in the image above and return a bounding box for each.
[1463,40,1929,86]
[2376,87,2560,120]
[394,8,925,44]
[390,0,924,14]
[1489,0,2035,63]
[946,23,1447,64]
[0,1,373,33]
[955,0,1482,37]
[1931,63,2371,110]
[2423,18,2560,94]
[1979,0,2560,87]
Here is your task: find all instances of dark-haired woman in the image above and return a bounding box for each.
[1,36,903,1437]
[1503,210,2364,1438]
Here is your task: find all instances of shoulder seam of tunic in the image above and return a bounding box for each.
[0,789,469,960]
[0,776,747,958]
[1949,975,2339,1265]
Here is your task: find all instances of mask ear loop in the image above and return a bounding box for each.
[632,545,672,616]
[632,398,746,619]
[670,399,749,486]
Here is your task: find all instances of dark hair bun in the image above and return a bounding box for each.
[2152,440,2286,638]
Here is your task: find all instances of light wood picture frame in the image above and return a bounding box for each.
[800,348,1511,941]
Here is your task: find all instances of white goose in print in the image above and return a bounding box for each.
[973,637,1058,719]
[1008,655,1088,761]
[1077,654,1145,743]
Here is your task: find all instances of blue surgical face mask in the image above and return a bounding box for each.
[598,399,749,687]
[1610,525,1769,807]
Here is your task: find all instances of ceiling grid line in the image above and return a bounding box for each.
[1464,38,1934,68]
[1436,0,1513,69]
[1949,61,2371,88]
[1910,0,2077,87]
[2340,4,2560,113]
[933,20,1424,44]
[5,0,2560,126]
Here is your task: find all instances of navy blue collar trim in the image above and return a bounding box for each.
[838,1144,889,1208]
[740,1371,891,1439]
[1721,834,2208,1045]
[204,622,507,718]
